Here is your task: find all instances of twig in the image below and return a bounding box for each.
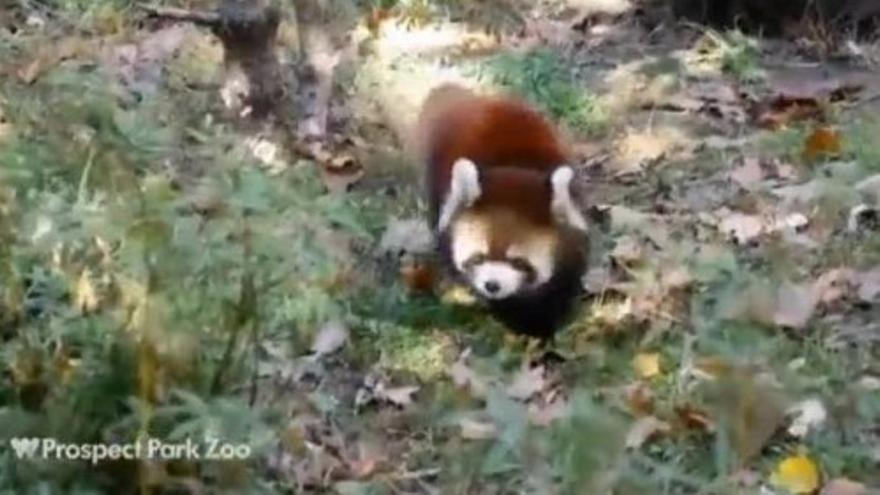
[136,3,220,26]
[391,467,442,481]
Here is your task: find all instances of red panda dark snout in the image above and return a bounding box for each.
[416,84,590,339]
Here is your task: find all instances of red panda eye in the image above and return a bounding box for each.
[465,253,487,268]
[509,257,535,274]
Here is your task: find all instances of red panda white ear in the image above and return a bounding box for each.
[550,166,588,232]
[438,158,481,232]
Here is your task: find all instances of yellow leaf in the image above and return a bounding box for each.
[633,353,661,379]
[441,285,477,306]
[772,454,820,494]
[74,268,100,314]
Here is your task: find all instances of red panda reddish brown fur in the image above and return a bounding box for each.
[416,84,589,339]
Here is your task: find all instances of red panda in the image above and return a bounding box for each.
[416,83,589,340]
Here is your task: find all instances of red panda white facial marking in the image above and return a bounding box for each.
[449,213,558,299]
[441,160,586,301]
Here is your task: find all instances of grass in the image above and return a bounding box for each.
[477,48,610,137]
[2,2,880,494]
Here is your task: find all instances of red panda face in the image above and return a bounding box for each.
[439,159,588,300]
[450,211,558,299]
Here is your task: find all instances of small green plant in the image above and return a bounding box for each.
[478,49,608,137]
[702,29,764,82]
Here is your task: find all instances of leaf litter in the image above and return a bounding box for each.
[11,2,880,493]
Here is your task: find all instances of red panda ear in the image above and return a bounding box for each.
[550,166,588,232]
[438,158,481,232]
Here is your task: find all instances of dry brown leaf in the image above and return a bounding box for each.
[773,283,817,330]
[377,217,433,259]
[528,396,570,427]
[610,236,644,266]
[821,479,869,495]
[855,174,880,202]
[506,364,546,401]
[624,382,655,416]
[320,153,364,194]
[582,266,612,295]
[400,261,436,294]
[449,350,489,398]
[625,416,670,449]
[730,157,764,190]
[459,417,498,440]
[856,268,880,303]
[378,385,419,408]
[803,126,843,161]
[17,37,90,84]
[813,268,857,306]
[311,320,349,356]
[74,268,100,314]
[674,405,713,432]
[694,356,735,378]
[661,265,693,291]
[718,212,764,245]
[752,95,824,130]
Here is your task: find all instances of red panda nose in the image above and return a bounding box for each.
[484,280,500,294]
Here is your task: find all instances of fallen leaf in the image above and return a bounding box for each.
[812,268,857,306]
[449,350,489,398]
[17,37,90,84]
[378,385,419,408]
[694,356,735,378]
[320,153,364,194]
[773,283,817,330]
[674,405,713,432]
[311,320,349,356]
[773,179,823,208]
[624,382,655,416]
[730,469,760,488]
[752,95,824,130]
[771,454,820,494]
[528,396,570,426]
[441,285,477,306]
[507,364,546,401]
[633,353,661,379]
[625,416,670,449]
[459,417,498,440]
[74,268,100,314]
[661,265,693,291]
[856,268,880,303]
[786,398,827,437]
[400,261,436,294]
[820,479,868,495]
[857,375,880,391]
[610,236,644,266]
[730,156,765,190]
[582,265,612,295]
[377,217,433,259]
[718,212,764,245]
[855,174,880,202]
[803,126,843,161]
